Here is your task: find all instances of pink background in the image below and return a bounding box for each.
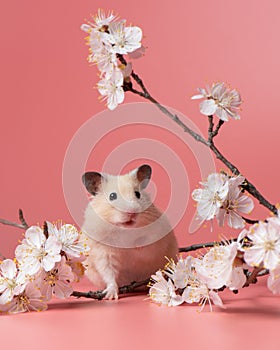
[1,0,280,347]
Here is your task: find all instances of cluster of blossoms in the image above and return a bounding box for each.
[192,173,254,229]
[149,216,280,310]
[191,82,242,121]
[0,222,89,314]
[81,9,144,110]
[149,242,243,311]
[239,216,280,294]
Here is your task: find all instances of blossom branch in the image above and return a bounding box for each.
[119,55,209,147]
[209,143,277,214]
[208,115,214,141]
[241,216,259,225]
[179,241,217,253]
[212,120,224,138]
[72,278,150,300]
[19,209,29,229]
[119,54,278,215]
[0,209,29,230]
[208,118,225,142]
[178,238,239,253]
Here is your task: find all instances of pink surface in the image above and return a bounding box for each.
[1,0,280,346]
[1,278,279,349]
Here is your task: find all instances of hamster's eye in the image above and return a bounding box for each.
[109,192,117,201]
[135,191,141,199]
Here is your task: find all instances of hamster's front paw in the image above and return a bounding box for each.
[104,284,119,300]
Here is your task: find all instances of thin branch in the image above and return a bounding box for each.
[19,209,29,229]
[0,218,27,230]
[0,209,29,230]
[120,55,208,147]
[178,238,237,253]
[179,242,216,253]
[208,115,214,142]
[209,143,278,214]
[208,117,224,142]
[212,119,224,138]
[241,216,259,225]
[72,278,150,300]
[71,289,106,300]
[43,221,49,238]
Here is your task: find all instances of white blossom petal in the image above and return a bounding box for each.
[209,291,226,309]
[199,99,217,116]
[0,259,17,280]
[191,94,204,100]
[25,226,46,249]
[227,267,246,290]
[0,289,13,304]
[215,107,229,121]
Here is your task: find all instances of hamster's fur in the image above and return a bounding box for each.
[81,164,178,299]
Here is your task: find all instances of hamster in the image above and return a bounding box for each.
[81,164,178,300]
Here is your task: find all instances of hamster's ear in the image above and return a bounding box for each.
[82,172,102,195]
[132,164,152,189]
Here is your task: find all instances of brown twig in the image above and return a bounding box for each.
[179,238,238,253]
[72,278,150,300]
[244,266,266,287]
[179,242,217,253]
[208,115,214,141]
[0,219,27,230]
[118,54,278,216]
[43,221,49,238]
[241,216,259,225]
[19,209,29,229]
[212,120,224,138]
[0,209,29,230]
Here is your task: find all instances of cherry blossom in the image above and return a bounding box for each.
[165,256,193,289]
[242,220,280,270]
[81,10,143,110]
[194,242,246,290]
[149,271,184,307]
[0,282,47,314]
[191,82,242,121]
[103,21,142,55]
[0,259,27,304]
[216,176,254,229]
[193,173,254,229]
[37,257,74,301]
[47,222,89,258]
[149,257,226,310]
[92,9,116,30]
[81,9,116,32]
[97,69,125,110]
[15,226,62,275]
[192,173,229,221]
[182,283,225,312]
[94,46,118,78]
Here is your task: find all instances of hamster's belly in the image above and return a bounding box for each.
[85,231,178,288]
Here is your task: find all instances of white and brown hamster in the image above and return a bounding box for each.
[81,164,178,300]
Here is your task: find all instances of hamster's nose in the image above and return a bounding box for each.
[126,212,137,220]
